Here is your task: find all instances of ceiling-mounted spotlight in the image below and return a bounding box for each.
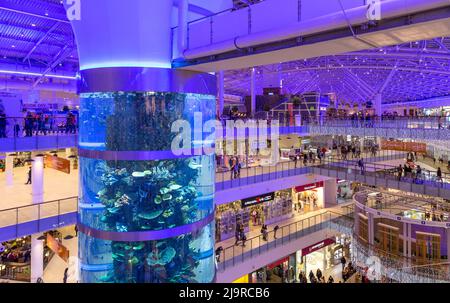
[36,234,46,241]
[24,158,35,163]
[63,235,74,240]
[68,155,77,159]
[8,153,17,157]
[35,153,45,157]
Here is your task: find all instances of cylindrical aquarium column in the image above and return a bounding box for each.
[65,0,217,283]
[77,68,216,283]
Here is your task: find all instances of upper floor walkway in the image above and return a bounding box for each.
[2,115,450,152]
[215,206,354,282]
[309,116,450,141]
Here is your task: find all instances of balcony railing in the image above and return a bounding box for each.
[315,157,450,190]
[0,197,78,242]
[215,151,407,190]
[0,116,78,152]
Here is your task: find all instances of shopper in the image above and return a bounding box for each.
[234,223,241,246]
[273,225,279,239]
[240,230,246,247]
[316,268,323,280]
[415,165,422,183]
[74,224,78,236]
[25,167,32,185]
[63,267,68,283]
[233,160,240,179]
[228,157,234,180]
[24,112,33,137]
[215,246,223,263]
[327,276,334,283]
[437,167,442,182]
[14,120,20,138]
[308,270,315,283]
[261,224,268,241]
[397,164,403,181]
[358,158,365,175]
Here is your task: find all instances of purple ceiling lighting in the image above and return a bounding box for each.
[223,38,450,105]
[0,0,78,74]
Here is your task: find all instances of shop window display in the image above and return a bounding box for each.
[215,190,293,241]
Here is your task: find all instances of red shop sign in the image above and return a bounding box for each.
[301,238,335,256]
[295,181,324,192]
[267,256,289,270]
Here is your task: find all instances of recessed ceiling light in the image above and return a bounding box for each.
[11,45,15,48]
[31,23,36,27]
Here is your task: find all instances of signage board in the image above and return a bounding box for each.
[295,181,324,192]
[381,140,426,153]
[301,238,335,256]
[44,155,71,174]
[46,234,70,263]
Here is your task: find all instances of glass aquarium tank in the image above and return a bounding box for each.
[78,92,216,283]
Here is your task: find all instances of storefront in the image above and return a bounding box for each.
[295,235,350,282]
[215,138,274,171]
[292,182,324,214]
[249,255,296,283]
[215,190,293,241]
[0,230,63,282]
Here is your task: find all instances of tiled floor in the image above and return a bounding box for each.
[0,166,78,211]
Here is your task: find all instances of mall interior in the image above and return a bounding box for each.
[0,0,450,284]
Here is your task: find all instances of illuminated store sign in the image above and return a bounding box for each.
[241,192,275,208]
[295,181,324,192]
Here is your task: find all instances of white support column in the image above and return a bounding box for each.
[374,93,382,117]
[218,70,224,118]
[5,154,14,186]
[30,234,44,283]
[32,154,44,204]
[177,0,189,58]
[251,67,256,118]
[30,153,45,283]
[368,213,374,245]
[323,179,337,208]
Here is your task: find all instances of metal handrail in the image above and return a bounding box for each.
[0,197,78,237]
[0,196,78,213]
[215,150,409,186]
[216,210,354,272]
[316,157,450,188]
